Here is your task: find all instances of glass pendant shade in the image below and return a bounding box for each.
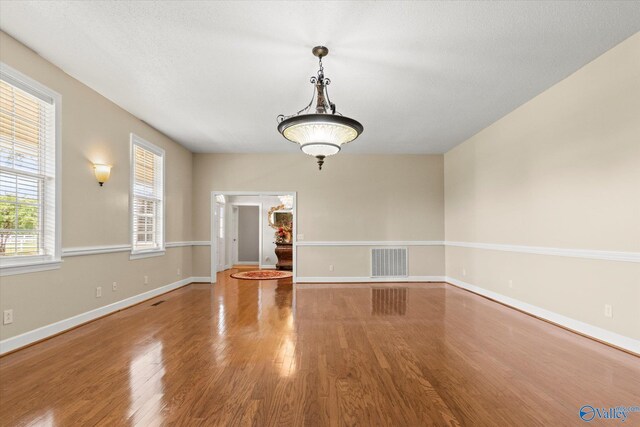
[300,143,340,157]
[278,114,363,158]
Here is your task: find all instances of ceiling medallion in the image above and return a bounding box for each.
[277,46,363,170]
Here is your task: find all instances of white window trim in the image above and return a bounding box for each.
[0,62,62,277]
[129,133,165,260]
[129,250,165,260]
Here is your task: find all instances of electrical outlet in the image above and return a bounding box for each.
[96,287,102,298]
[329,264,334,272]
[3,309,13,325]
[508,280,514,289]
[462,268,467,277]
[297,234,304,241]
[112,282,118,291]
[177,268,181,276]
[144,275,149,285]
[604,304,613,318]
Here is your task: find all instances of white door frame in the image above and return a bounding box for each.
[231,202,262,268]
[211,191,297,284]
[230,205,239,267]
[214,201,227,272]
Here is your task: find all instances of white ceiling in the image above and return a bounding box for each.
[1,1,639,154]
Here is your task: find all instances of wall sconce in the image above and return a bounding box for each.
[93,164,112,186]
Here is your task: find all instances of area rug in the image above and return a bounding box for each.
[230,270,293,280]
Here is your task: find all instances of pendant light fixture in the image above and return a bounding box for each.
[277,46,363,170]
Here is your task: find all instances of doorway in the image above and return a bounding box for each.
[210,191,297,283]
[235,204,261,266]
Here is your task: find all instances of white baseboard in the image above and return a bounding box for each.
[445,276,640,355]
[191,276,212,283]
[261,264,277,269]
[0,276,200,355]
[295,276,446,283]
[235,261,259,265]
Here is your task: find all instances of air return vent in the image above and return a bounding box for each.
[371,248,408,278]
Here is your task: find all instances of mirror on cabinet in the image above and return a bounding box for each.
[268,204,293,246]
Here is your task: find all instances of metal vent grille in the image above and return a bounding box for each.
[371,247,408,277]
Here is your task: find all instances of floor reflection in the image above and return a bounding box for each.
[23,410,54,427]
[211,273,297,377]
[217,297,227,335]
[275,282,293,313]
[371,287,408,316]
[237,282,260,327]
[274,283,296,377]
[128,341,166,425]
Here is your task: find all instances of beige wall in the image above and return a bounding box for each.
[2,27,637,348]
[445,33,640,339]
[2,249,192,337]
[192,154,445,278]
[297,245,444,278]
[0,32,194,340]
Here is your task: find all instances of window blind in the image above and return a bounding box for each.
[0,78,56,258]
[131,136,164,252]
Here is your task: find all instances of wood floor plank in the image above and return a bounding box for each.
[1,272,639,426]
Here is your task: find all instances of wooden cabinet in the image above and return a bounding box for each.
[275,243,293,271]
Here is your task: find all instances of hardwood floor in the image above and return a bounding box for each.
[1,271,638,426]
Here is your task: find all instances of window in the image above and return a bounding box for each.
[0,63,60,275]
[130,134,164,258]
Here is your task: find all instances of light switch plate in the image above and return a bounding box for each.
[3,309,13,325]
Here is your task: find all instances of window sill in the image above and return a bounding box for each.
[130,250,165,260]
[0,259,62,277]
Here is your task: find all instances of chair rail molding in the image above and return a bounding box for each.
[445,241,640,263]
[297,241,444,246]
[296,276,446,283]
[62,241,211,257]
[62,244,131,257]
[295,240,639,263]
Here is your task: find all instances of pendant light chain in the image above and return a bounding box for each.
[318,56,324,79]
